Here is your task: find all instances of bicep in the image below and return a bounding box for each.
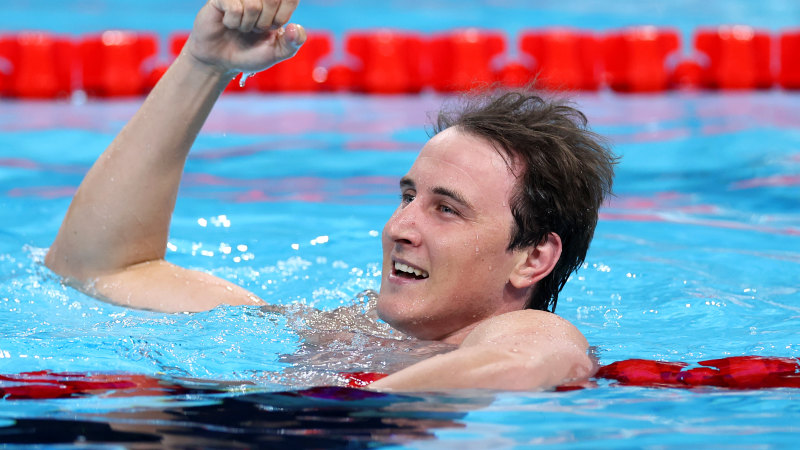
[76,260,264,313]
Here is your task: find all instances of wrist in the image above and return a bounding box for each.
[179,50,239,82]
[148,50,237,102]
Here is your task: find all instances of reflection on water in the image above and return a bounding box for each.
[0,387,480,448]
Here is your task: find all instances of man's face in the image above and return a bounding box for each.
[377,127,527,343]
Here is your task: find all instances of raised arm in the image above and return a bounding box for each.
[45,0,306,312]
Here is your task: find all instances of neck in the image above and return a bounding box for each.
[437,323,480,345]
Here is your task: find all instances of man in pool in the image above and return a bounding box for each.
[45,0,616,391]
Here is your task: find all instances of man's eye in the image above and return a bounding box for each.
[400,193,415,205]
[439,204,458,215]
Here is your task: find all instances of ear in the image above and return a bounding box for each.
[508,232,563,289]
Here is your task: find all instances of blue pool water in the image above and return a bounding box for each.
[2,0,800,447]
[1,91,799,447]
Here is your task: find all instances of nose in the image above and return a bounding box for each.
[383,201,422,247]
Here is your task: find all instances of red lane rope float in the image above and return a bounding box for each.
[79,31,158,97]
[345,30,426,94]
[520,29,600,91]
[779,30,800,89]
[694,26,772,90]
[0,32,73,99]
[340,371,390,388]
[0,371,188,400]
[2,357,799,400]
[603,27,680,93]
[596,356,800,389]
[428,29,506,93]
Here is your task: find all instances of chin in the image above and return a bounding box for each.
[376,296,422,338]
[377,302,446,341]
[375,294,400,328]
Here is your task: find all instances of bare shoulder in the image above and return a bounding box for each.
[461,309,588,351]
[370,310,594,391]
[463,310,594,384]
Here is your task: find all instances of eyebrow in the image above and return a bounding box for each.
[399,176,474,210]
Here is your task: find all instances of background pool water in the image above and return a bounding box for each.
[1,91,799,447]
[2,0,800,447]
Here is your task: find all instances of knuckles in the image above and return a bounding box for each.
[243,1,262,15]
[225,0,244,15]
[214,0,299,32]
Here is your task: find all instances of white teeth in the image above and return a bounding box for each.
[394,262,429,278]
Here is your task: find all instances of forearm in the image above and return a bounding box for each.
[46,52,234,280]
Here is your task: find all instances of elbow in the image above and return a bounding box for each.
[44,245,66,277]
[560,348,596,384]
[535,338,596,389]
[44,243,89,284]
[494,346,595,391]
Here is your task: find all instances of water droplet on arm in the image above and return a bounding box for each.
[239,72,255,88]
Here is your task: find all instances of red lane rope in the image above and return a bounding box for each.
[0,371,186,400]
[596,356,800,389]
[340,371,390,388]
[3,356,798,400]
[1,27,799,98]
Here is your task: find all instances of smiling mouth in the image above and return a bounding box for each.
[394,261,429,280]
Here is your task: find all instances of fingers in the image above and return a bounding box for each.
[257,0,298,32]
[210,0,243,30]
[239,0,263,32]
[210,0,299,33]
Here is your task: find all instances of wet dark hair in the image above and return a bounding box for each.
[432,88,617,313]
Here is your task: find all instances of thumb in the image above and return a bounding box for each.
[275,23,307,58]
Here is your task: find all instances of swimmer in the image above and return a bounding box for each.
[45,0,617,391]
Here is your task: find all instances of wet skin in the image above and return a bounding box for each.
[377,127,533,343]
